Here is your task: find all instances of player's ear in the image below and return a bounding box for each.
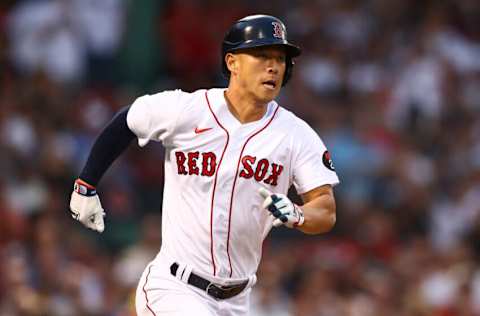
[225,53,238,75]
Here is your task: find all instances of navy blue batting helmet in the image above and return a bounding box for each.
[222,15,301,86]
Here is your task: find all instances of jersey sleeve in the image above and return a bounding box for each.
[292,121,340,194]
[126,89,185,147]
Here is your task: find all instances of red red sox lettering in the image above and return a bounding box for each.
[175,151,283,186]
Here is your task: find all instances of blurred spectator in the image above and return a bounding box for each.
[113,214,161,288]
[164,0,247,89]
[7,0,87,83]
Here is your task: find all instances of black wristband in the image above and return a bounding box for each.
[74,179,97,196]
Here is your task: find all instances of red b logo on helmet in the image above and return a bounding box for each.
[272,22,285,39]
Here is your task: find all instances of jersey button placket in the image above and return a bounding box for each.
[212,132,241,277]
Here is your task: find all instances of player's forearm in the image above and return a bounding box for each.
[79,106,135,186]
[297,193,336,235]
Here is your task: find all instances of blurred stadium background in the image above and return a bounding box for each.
[1,0,480,315]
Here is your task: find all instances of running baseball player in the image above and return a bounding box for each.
[69,15,339,315]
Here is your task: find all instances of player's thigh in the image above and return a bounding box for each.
[135,264,215,316]
[136,290,214,316]
[218,288,251,316]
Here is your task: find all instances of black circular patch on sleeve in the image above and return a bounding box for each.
[322,151,335,171]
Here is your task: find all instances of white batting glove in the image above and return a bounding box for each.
[258,187,304,228]
[69,179,105,233]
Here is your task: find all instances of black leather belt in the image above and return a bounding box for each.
[170,263,248,300]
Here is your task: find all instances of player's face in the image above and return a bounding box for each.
[230,46,287,103]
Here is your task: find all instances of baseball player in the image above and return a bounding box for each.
[69,15,339,315]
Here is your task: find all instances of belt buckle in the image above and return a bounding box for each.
[206,282,223,299]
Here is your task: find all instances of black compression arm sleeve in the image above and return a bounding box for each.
[79,106,136,186]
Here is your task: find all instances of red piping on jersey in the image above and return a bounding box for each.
[142,265,157,316]
[226,104,280,277]
[205,90,230,276]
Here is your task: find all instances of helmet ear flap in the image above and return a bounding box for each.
[282,57,294,86]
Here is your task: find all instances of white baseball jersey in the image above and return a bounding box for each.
[127,88,339,282]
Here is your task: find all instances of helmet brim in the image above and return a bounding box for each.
[224,39,301,58]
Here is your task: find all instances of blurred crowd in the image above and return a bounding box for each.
[0,0,480,315]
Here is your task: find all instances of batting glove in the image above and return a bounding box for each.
[69,179,105,233]
[258,187,304,228]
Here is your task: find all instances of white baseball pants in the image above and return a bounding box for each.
[135,259,251,316]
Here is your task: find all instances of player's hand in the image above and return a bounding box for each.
[69,179,106,233]
[258,187,304,228]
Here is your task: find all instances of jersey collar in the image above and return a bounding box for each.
[206,88,278,132]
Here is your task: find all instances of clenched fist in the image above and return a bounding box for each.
[258,187,304,228]
[69,179,105,233]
